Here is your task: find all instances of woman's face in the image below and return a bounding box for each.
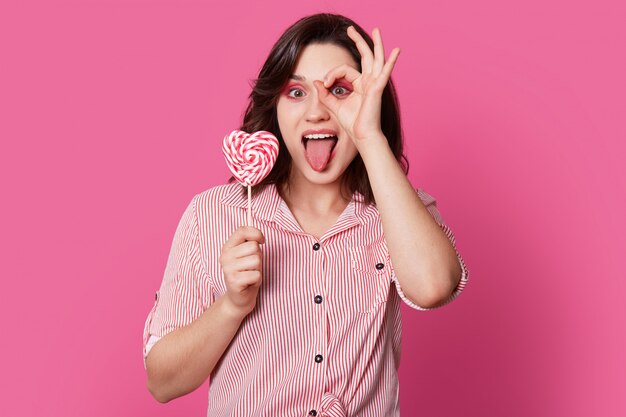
[276,42,359,187]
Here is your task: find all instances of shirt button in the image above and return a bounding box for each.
[313,243,320,251]
[309,410,318,416]
[375,262,385,270]
[314,295,323,304]
[314,354,323,363]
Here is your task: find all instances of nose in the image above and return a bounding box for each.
[305,89,330,122]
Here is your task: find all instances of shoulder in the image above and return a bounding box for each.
[193,182,245,210]
[189,183,246,243]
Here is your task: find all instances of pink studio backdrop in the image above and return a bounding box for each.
[1,0,624,416]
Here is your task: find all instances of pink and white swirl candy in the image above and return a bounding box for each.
[222,130,279,186]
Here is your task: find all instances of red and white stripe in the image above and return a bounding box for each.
[222,130,279,187]
[143,183,469,416]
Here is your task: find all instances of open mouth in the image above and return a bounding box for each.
[301,134,338,172]
[301,134,338,149]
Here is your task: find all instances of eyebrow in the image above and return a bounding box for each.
[289,74,305,81]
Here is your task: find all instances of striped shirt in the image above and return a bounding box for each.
[143,183,469,416]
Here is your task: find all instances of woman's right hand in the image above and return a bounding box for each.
[219,226,265,317]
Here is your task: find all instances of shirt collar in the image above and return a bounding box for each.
[220,183,370,234]
[220,182,281,222]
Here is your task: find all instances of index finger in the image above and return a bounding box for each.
[224,226,265,249]
[347,26,374,74]
[372,27,385,74]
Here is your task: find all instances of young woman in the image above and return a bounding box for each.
[143,13,468,416]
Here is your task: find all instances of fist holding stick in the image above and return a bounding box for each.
[219,226,266,316]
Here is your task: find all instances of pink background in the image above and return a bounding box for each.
[1,0,624,416]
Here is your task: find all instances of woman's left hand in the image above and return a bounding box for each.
[314,26,400,146]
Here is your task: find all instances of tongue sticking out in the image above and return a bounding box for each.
[304,138,336,172]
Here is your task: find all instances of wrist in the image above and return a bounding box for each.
[356,133,393,162]
[218,295,251,321]
[352,129,385,144]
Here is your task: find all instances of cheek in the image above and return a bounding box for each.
[344,143,359,163]
[276,106,302,139]
[276,101,286,125]
[276,103,290,137]
[343,138,357,153]
[276,99,303,122]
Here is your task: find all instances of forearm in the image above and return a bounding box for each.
[145,296,247,403]
[358,135,461,307]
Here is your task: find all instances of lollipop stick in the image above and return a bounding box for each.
[247,185,252,226]
[222,130,278,227]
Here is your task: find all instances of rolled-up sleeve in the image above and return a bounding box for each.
[392,188,469,311]
[142,195,213,369]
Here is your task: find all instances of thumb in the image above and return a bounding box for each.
[313,80,338,115]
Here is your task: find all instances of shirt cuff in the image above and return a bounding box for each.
[143,335,162,370]
[394,222,469,311]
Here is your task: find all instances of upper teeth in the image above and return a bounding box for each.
[304,133,335,139]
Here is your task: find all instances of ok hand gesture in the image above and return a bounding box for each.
[314,26,400,146]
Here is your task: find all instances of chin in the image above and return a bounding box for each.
[302,165,348,185]
[289,151,355,186]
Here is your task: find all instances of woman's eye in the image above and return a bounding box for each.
[331,85,350,96]
[287,88,305,98]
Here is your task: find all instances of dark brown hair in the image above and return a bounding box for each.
[231,13,408,205]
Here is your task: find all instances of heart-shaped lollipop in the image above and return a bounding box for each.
[222,130,279,187]
[222,130,279,225]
